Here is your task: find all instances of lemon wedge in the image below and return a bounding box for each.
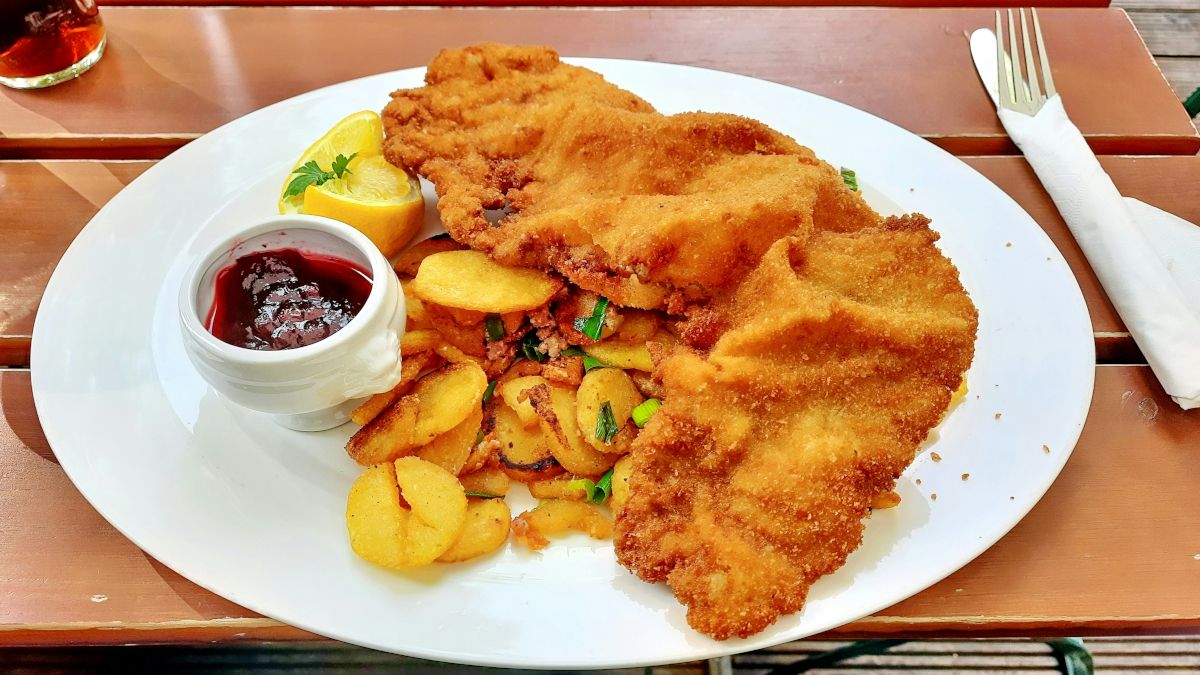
[278,110,424,258]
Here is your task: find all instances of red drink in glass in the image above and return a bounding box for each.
[0,0,105,89]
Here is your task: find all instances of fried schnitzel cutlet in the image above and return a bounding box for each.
[619,217,977,638]
[382,43,978,639]
[383,43,877,311]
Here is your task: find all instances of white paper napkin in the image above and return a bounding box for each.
[970,29,1200,410]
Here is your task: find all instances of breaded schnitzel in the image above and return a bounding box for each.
[382,43,978,639]
[383,43,875,310]
[617,218,977,638]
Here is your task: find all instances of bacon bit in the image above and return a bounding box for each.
[930,451,943,462]
[543,356,584,386]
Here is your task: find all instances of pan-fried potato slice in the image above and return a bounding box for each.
[346,396,419,466]
[411,250,561,313]
[459,467,510,496]
[393,234,466,277]
[346,457,467,568]
[350,350,440,426]
[400,278,432,330]
[511,499,613,551]
[493,401,563,482]
[576,368,644,454]
[584,341,654,372]
[401,329,443,355]
[417,406,482,475]
[611,310,659,344]
[528,476,588,501]
[499,375,548,429]
[526,384,617,476]
[437,498,511,563]
[427,305,486,357]
[435,342,484,366]
[610,455,633,515]
[411,362,488,445]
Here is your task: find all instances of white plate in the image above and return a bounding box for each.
[31,59,1094,669]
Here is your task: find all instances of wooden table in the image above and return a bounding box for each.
[2,5,1199,652]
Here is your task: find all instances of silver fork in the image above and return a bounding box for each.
[996,8,1057,116]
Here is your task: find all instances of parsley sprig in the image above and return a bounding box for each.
[284,153,357,198]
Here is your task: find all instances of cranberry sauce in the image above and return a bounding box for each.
[205,248,373,351]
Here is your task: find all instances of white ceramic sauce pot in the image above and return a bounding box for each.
[178,215,405,431]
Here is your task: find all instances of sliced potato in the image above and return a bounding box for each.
[435,342,484,366]
[499,375,548,429]
[346,457,467,568]
[528,476,588,501]
[437,498,511,563]
[526,384,617,476]
[584,341,654,372]
[411,250,561,313]
[443,306,486,326]
[576,368,644,454]
[400,279,431,330]
[401,329,442,355]
[393,234,465,277]
[411,362,489,445]
[417,406,482,475]
[426,305,486,357]
[493,401,563,482]
[610,455,633,516]
[459,467,511,497]
[346,396,419,466]
[612,310,659,344]
[511,499,613,551]
[350,350,440,426]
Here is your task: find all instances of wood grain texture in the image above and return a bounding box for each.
[1,365,1197,644]
[0,161,153,365]
[1124,10,1200,56]
[5,156,1197,366]
[0,7,1194,158]
[98,0,1112,6]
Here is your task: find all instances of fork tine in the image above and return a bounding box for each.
[1031,8,1057,97]
[1019,9,1043,102]
[1007,9,1027,104]
[996,10,1015,109]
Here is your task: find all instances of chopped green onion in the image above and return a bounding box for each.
[840,167,858,192]
[482,380,497,404]
[631,398,661,428]
[464,491,502,499]
[474,430,485,446]
[562,346,607,372]
[519,332,548,362]
[572,296,610,341]
[568,467,615,504]
[484,315,505,342]
[594,401,619,444]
